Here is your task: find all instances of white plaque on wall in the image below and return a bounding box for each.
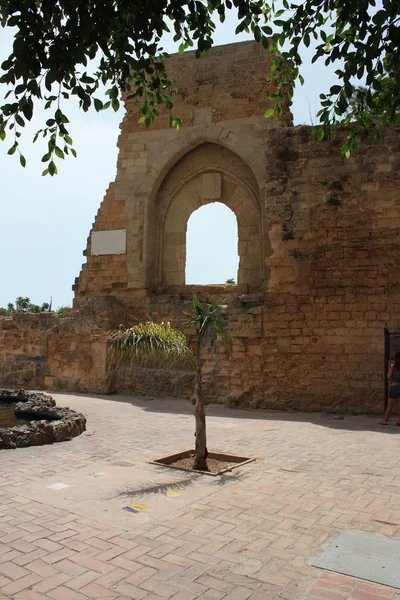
[91,230,127,256]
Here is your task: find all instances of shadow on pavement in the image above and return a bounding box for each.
[56,392,400,435]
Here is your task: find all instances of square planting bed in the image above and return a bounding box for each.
[150,449,255,476]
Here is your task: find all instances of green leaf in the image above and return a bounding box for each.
[373,10,387,25]
[15,114,25,127]
[274,101,282,116]
[19,154,26,167]
[261,26,273,35]
[55,146,64,159]
[264,108,274,118]
[344,81,353,97]
[48,161,58,176]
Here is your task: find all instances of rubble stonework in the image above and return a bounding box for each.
[1,41,400,413]
[0,390,86,449]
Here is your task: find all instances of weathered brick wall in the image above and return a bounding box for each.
[114,293,264,406]
[45,296,127,394]
[114,126,400,414]
[0,297,128,394]
[73,41,290,307]
[0,312,55,389]
[260,126,400,413]
[2,41,400,415]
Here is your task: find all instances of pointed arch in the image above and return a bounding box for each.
[146,142,264,291]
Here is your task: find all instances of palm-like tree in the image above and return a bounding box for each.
[108,295,227,471]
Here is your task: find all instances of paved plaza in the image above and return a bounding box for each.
[0,393,400,600]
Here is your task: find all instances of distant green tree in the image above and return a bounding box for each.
[225,278,235,284]
[55,305,71,314]
[0,296,51,314]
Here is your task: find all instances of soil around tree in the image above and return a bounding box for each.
[173,456,238,474]
[151,449,255,476]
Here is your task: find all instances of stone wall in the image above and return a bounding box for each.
[261,125,400,413]
[0,312,55,389]
[113,293,264,404]
[0,297,128,394]
[2,41,400,415]
[73,41,291,307]
[112,126,400,414]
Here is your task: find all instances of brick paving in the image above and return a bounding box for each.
[0,394,400,599]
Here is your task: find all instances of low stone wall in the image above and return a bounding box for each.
[116,368,195,399]
[0,312,55,389]
[140,294,265,407]
[0,286,394,414]
[0,297,128,394]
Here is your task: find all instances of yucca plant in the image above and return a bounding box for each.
[108,295,227,471]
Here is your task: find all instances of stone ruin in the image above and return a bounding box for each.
[0,389,86,449]
[1,41,400,414]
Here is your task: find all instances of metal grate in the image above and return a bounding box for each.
[313,529,400,589]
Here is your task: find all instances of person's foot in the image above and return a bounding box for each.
[379,420,388,425]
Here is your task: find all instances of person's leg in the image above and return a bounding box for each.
[380,398,396,424]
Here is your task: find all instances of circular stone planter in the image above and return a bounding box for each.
[0,389,86,450]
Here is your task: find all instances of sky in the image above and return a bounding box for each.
[0,12,341,307]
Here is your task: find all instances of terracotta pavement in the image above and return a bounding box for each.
[0,393,399,600]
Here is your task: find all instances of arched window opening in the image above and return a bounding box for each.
[186,203,239,285]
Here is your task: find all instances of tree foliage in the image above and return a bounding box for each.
[0,296,49,315]
[274,0,400,156]
[0,296,69,315]
[1,0,399,173]
[108,321,192,371]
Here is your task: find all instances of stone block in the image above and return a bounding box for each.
[202,172,222,200]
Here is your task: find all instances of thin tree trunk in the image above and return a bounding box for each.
[193,365,208,471]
